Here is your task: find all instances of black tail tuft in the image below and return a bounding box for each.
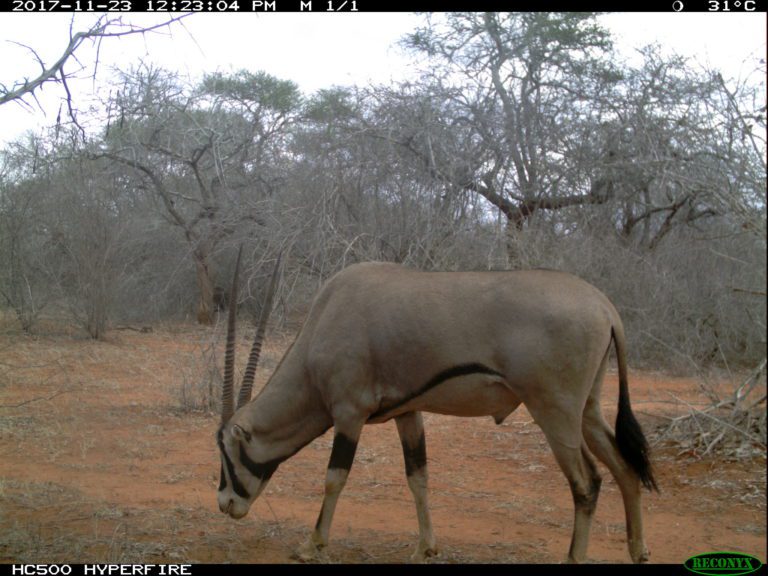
[616,399,659,492]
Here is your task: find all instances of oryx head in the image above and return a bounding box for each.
[217,248,281,519]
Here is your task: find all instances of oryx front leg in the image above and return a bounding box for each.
[296,422,362,562]
[396,411,437,562]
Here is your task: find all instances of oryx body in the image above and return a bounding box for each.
[217,261,657,563]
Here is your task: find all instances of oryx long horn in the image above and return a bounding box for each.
[237,253,282,409]
[221,246,243,425]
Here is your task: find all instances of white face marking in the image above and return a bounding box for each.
[217,426,271,519]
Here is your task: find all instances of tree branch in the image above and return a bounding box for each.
[1,15,191,111]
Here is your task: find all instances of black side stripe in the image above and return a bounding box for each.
[369,362,504,420]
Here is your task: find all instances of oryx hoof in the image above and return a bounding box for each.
[632,547,650,564]
[292,538,327,563]
[410,545,438,563]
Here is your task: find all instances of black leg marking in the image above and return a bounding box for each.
[328,433,358,471]
[578,447,602,512]
[401,432,427,477]
[570,475,602,513]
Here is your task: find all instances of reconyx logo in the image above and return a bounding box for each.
[685,552,764,576]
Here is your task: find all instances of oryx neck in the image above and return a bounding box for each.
[238,354,332,457]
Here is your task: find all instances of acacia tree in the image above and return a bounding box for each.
[588,47,766,251]
[398,12,621,265]
[94,65,302,324]
[287,87,482,273]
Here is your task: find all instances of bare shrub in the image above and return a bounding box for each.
[173,333,222,414]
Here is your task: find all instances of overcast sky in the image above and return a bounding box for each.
[0,12,765,145]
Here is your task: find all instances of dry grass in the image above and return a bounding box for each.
[1,312,765,564]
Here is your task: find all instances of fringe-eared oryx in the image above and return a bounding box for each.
[216,254,658,563]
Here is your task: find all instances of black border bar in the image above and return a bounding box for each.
[3,0,767,12]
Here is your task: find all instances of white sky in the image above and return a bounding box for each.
[0,12,765,146]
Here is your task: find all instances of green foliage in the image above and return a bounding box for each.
[304,88,357,123]
[200,70,302,115]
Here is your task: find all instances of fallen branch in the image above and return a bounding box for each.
[0,387,74,408]
[668,392,763,445]
[734,357,766,404]
[114,325,154,333]
[732,287,767,297]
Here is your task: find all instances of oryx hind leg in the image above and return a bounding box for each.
[395,411,437,562]
[582,396,649,563]
[526,400,602,564]
[295,419,364,562]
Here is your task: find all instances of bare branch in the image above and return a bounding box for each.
[0,15,191,111]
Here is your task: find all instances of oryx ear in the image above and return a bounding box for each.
[232,424,251,442]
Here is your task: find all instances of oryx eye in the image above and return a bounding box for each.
[233,424,252,442]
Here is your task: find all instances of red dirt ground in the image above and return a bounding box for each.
[0,321,765,564]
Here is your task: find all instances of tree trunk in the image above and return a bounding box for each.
[505,218,526,270]
[194,252,216,326]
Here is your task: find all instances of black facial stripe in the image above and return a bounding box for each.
[237,425,331,481]
[401,432,427,477]
[328,433,358,471]
[370,363,504,420]
[217,423,333,493]
[217,428,250,499]
[222,447,250,499]
[218,463,226,491]
[239,443,280,481]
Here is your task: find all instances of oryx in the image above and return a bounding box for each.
[216,255,657,563]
